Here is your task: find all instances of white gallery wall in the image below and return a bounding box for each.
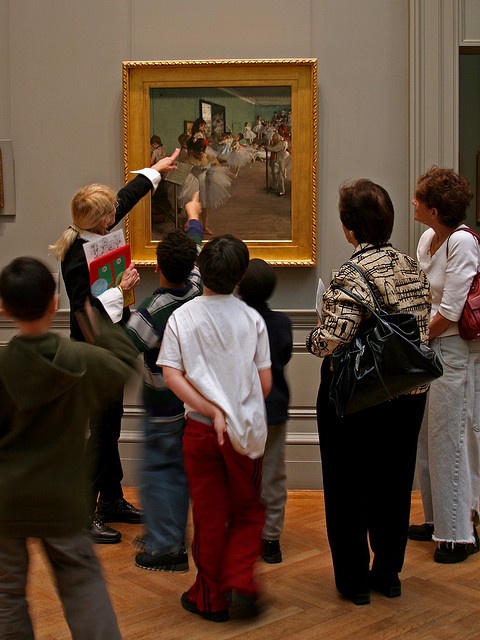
[0,0,410,305]
[1,0,478,487]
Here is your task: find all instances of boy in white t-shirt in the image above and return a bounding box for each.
[158,235,272,622]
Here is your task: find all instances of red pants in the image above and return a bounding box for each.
[183,417,264,613]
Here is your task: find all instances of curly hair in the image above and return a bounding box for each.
[414,166,473,228]
[156,230,198,284]
[338,178,394,245]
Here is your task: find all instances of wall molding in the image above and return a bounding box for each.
[460,0,480,44]
[1,307,321,488]
[0,308,317,344]
[409,0,460,256]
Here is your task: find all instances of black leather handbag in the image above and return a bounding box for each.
[329,263,443,416]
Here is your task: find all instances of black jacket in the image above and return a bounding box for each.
[62,174,153,340]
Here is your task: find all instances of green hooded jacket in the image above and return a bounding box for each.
[0,318,139,537]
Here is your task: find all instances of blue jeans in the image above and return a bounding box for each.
[416,335,480,543]
[140,415,189,555]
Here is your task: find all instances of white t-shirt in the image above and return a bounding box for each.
[157,294,271,459]
[417,224,480,337]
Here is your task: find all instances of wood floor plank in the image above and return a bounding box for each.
[25,490,480,639]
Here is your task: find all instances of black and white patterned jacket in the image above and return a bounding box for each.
[306,243,431,360]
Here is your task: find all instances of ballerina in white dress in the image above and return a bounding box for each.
[178,137,232,234]
[243,122,256,145]
[225,134,256,177]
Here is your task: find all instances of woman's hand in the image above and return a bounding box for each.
[119,262,140,292]
[428,311,453,340]
[151,148,180,174]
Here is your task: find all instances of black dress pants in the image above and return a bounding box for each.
[317,357,426,596]
[85,394,124,513]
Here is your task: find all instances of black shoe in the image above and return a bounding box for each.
[434,532,480,564]
[433,519,480,563]
[227,591,262,619]
[408,522,434,541]
[97,498,143,524]
[262,539,282,564]
[369,572,401,598]
[88,514,121,544]
[135,551,189,572]
[434,542,469,563]
[180,592,229,623]
[339,589,370,606]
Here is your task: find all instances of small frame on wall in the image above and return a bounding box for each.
[477,151,480,224]
[0,148,4,209]
[0,140,16,216]
[122,58,318,266]
[200,100,226,139]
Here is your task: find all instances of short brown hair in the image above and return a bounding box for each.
[339,179,394,245]
[414,166,473,228]
[0,257,56,321]
[198,235,249,294]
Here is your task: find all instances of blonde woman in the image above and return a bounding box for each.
[49,150,179,544]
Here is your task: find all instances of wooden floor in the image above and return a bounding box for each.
[27,489,480,639]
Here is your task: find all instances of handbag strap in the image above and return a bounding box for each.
[341,261,385,314]
[331,283,377,317]
[446,226,480,258]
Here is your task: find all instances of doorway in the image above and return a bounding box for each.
[459,51,480,228]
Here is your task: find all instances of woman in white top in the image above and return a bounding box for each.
[410,166,480,563]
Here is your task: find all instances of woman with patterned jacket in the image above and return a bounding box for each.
[306,179,431,606]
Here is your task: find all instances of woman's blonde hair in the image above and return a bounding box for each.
[49,184,117,260]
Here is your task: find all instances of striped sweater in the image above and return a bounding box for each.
[125,221,202,417]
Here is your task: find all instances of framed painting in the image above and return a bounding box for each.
[122,58,318,266]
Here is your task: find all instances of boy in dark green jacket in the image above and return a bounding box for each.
[0,256,139,639]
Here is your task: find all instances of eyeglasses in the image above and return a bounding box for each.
[107,201,120,216]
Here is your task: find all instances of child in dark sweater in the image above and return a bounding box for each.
[238,259,293,563]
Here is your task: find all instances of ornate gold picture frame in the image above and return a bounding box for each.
[122,59,318,266]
